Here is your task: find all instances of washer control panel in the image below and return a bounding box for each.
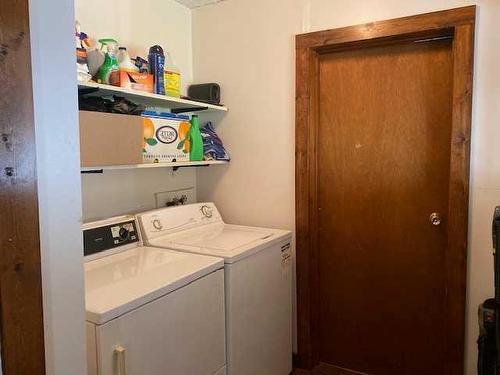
[200,204,213,218]
[84,220,139,256]
[137,202,223,240]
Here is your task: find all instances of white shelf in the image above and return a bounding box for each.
[81,160,228,172]
[78,82,228,113]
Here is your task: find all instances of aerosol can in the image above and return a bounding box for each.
[148,45,165,95]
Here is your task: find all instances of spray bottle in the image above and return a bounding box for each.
[96,39,119,86]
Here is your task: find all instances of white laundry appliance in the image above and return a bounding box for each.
[83,215,226,375]
[137,203,293,375]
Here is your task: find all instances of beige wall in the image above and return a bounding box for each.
[192,1,500,373]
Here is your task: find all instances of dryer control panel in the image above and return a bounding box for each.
[84,219,139,256]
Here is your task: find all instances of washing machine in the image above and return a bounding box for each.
[137,203,293,375]
[83,215,226,375]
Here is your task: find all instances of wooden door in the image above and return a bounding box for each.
[318,39,451,375]
[0,0,46,373]
[295,7,475,375]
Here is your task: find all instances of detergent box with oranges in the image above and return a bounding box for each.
[142,111,191,163]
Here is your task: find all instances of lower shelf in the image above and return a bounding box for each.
[81,160,229,173]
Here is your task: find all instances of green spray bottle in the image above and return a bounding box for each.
[96,39,119,86]
[189,115,204,161]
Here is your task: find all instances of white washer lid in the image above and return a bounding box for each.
[85,246,224,325]
[148,223,291,263]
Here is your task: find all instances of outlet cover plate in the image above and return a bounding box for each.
[155,187,195,208]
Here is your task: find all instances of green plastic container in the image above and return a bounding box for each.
[189,115,204,161]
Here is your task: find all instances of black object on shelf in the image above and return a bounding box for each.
[187,83,221,105]
[78,94,145,115]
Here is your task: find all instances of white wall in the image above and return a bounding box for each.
[75,0,193,93]
[75,0,197,222]
[82,168,195,221]
[192,1,500,374]
[29,0,87,373]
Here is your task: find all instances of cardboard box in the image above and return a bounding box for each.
[119,71,154,93]
[142,112,191,163]
[79,111,143,167]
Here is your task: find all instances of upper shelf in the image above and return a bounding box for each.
[81,160,229,173]
[78,82,228,114]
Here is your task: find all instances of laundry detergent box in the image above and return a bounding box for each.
[142,111,191,163]
[119,71,154,93]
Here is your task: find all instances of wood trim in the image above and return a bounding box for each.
[296,6,476,49]
[0,1,46,374]
[444,23,475,375]
[295,6,476,372]
[295,45,315,368]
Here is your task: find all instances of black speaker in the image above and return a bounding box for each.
[187,83,221,105]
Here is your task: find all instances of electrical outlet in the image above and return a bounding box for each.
[155,187,195,208]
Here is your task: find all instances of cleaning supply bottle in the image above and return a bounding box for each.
[189,115,204,161]
[148,45,165,95]
[117,47,138,72]
[75,21,91,82]
[164,52,181,98]
[96,39,119,85]
[86,40,105,78]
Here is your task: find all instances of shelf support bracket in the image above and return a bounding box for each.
[171,106,209,114]
[81,169,104,174]
[172,164,212,172]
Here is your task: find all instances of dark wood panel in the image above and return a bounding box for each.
[0,0,46,374]
[317,40,453,374]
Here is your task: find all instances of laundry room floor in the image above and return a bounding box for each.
[293,363,369,374]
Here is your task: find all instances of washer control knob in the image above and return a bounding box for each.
[152,219,163,230]
[200,205,213,218]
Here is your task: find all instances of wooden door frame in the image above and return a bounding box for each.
[0,0,46,374]
[295,6,476,373]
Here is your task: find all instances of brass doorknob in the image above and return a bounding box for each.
[429,212,442,226]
